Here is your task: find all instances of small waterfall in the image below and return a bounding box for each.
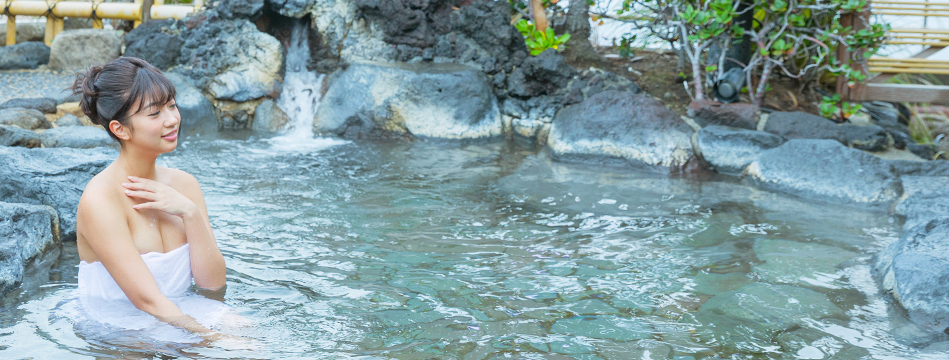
[269,19,346,152]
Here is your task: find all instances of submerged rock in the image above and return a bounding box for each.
[0,124,41,148]
[39,126,116,149]
[696,282,844,349]
[315,61,501,140]
[0,42,50,70]
[48,29,122,71]
[0,108,52,130]
[752,239,857,287]
[747,139,901,208]
[697,125,784,175]
[765,111,889,151]
[547,90,699,172]
[0,147,114,241]
[875,217,949,333]
[0,202,60,294]
[0,98,58,114]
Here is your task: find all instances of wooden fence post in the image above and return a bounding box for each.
[838,8,872,102]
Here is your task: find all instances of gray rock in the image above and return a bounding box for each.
[177,19,282,102]
[0,124,41,148]
[123,19,184,70]
[0,23,45,45]
[507,49,578,98]
[0,42,50,70]
[252,99,290,133]
[889,159,949,177]
[895,176,949,231]
[752,238,857,286]
[561,68,642,105]
[696,282,844,349]
[315,61,501,140]
[697,125,784,175]
[776,326,871,359]
[211,0,265,19]
[688,100,759,130]
[765,111,889,151]
[0,202,60,294]
[0,146,115,241]
[267,0,316,18]
[0,98,58,114]
[875,217,949,332]
[164,73,219,136]
[547,90,699,172]
[0,108,52,130]
[54,114,83,127]
[48,29,122,71]
[40,126,116,149]
[747,139,901,208]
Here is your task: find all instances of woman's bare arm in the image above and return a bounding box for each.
[76,186,215,336]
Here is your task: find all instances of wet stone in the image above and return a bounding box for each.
[696,282,844,349]
[692,271,753,296]
[752,239,857,287]
[895,175,949,231]
[775,326,871,360]
[0,124,41,148]
[40,126,116,149]
[697,125,785,175]
[550,315,654,341]
[562,299,624,316]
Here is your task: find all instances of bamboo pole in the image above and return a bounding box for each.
[5,15,15,46]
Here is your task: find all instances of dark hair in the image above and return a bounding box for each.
[70,57,177,142]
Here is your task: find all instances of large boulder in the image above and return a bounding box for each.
[0,124,41,148]
[123,19,184,71]
[506,49,578,98]
[765,111,889,151]
[48,29,122,71]
[0,202,60,294]
[0,98,58,114]
[747,139,901,208]
[0,108,52,130]
[697,125,784,175]
[177,19,283,102]
[546,90,699,172]
[895,176,949,231]
[0,23,45,45]
[0,42,50,70]
[875,217,949,333]
[39,126,116,149]
[164,73,219,135]
[315,61,501,140]
[0,146,115,241]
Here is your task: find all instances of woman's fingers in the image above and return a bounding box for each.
[124,189,157,201]
[132,201,159,210]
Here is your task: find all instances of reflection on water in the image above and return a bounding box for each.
[0,136,946,359]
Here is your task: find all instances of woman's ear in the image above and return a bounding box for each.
[109,120,131,141]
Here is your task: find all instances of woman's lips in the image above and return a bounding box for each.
[162,129,178,141]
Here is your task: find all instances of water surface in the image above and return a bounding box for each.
[1,135,944,359]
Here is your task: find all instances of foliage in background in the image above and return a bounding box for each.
[515,19,571,55]
[602,0,888,108]
[820,94,862,121]
[509,0,572,56]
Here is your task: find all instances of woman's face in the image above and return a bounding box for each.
[124,98,181,153]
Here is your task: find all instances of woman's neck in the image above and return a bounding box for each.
[115,146,159,180]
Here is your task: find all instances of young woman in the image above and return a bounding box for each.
[71,57,229,341]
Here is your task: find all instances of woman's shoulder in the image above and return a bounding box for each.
[157,166,202,193]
